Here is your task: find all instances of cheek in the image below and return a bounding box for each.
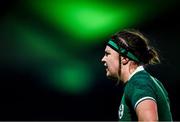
[114,61,120,72]
[108,60,119,73]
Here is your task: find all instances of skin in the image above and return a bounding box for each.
[101,46,120,80]
[101,45,159,122]
[136,100,158,121]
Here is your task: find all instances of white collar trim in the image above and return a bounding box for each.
[128,65,144,80]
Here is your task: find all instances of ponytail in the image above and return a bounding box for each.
[146,47,160,64]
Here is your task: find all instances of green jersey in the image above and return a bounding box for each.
[118,70,172,121]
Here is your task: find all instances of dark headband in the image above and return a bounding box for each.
[107,39,140,62]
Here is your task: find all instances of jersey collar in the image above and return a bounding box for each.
[128,65,144,80]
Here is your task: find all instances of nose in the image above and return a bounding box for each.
[101,55,105,63]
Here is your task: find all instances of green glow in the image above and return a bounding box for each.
[13,20,93,95]
[25,0,147,43]
[4,0,176,95]
[51,62,93,95]
[14,20,71,61]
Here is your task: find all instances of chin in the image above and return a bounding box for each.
[106,72,111,77]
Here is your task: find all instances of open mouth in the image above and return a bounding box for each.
[104,64,108,71]
[104,65,108,69]
[106,68,108,72]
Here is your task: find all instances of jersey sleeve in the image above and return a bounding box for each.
[125,78,157,110]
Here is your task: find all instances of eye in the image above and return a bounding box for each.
[105,52,110,56]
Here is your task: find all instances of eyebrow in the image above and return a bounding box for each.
[105,49,111,53]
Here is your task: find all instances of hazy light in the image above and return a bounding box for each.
[50,62,93,95]
[25,0,150,44]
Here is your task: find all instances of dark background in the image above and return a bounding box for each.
[0,0,180,120]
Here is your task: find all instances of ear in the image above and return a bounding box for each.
[121,56,129,65]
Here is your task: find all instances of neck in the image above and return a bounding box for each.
[120,61,138,84]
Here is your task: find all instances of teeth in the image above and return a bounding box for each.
[104,63,107,67]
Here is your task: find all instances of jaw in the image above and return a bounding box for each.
[106,70,117,79]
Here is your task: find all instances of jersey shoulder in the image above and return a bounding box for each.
[126,70,154,89]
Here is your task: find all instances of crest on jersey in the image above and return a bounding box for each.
[118,104,124,119]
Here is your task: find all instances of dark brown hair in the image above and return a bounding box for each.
[114,29,160,65]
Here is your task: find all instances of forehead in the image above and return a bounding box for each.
[105,45,115,52]
[105,46,119,54]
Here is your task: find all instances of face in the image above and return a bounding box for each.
[101,46,120,79]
